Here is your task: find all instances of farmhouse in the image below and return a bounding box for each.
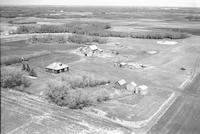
[45,62,69,73]
[114,79,127,89]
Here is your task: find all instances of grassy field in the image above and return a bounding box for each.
[1,6,200,134]
[149,74,200,134]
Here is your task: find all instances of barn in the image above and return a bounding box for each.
[45,62,69,73]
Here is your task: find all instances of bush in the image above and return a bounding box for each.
[45,74,110,109]
[45,81,92,108]
[60,74,110,89]
[22,63,26,70]
[1,66,31,89]
[93,89,110,102]
[29,69,37,77]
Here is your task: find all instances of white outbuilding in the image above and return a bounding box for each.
[126,82,137,92]
[137,85,148,95]
[114,79,127,89]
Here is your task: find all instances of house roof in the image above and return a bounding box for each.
[130,82,137,87]
[46,62,68,70]
[89,45,98,51]
[138,85,148,90]
[120,62,127,66]
[127,62,141,68]
[116,79,127,85]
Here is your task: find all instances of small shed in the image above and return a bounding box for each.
[127,63,141,69]
[115,42,120,45]
[137,85,148,95]
[89,45,98,51]
[119,62,127,67]
[126,82,137,92]
[114,79,127,89]
[45,62,69,73]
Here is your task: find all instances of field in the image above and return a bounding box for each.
[1,6,200,134]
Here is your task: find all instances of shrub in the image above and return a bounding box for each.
[1,66,31,89]
[45,81,92,108]
[29,69,37,77]
[26,64,31,72]
[45,74,110,109]
[93,89,110,102]
[60,74,110,89]
[22,63,26,70]
[45,80,71,106]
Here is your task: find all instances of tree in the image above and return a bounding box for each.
[26,64,31,72]
[22,63,26,70]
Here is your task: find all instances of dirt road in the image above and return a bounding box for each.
[148,73,200,134]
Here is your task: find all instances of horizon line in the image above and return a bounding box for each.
[0,4,199,8]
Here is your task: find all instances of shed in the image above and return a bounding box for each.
[137,85,148,95]
[126,82,137,92]
[114,79,127,89]
[89,45,98,51]
[45,62,69,73]
[119,62,127,67]
[98,48,103,52]
[115,42,120,45]
[127,62,141,69]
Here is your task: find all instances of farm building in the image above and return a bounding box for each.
[80,45,103,56]
[136,85,149,95]
[115,42,120,45]
[45,62,69,73]
[119,62,127,67]
[114,79,127,89]
[126,82,137,92]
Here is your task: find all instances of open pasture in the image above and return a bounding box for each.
[1,6,200,134]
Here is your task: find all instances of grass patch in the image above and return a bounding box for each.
[1,66,31,90]
[1,51,51,65]
[45,74,110,109]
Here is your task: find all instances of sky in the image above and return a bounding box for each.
[0,0,200,7]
